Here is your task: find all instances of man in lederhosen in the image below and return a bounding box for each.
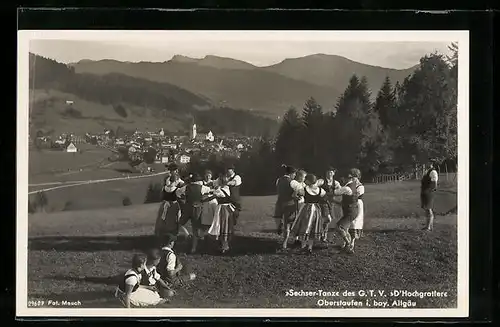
[274,164,297,235]
[274,165,305,251]
[317,167,341,243]
[420,159,439,231]
[176,173,212,253]
[333,168,362,254]
[225,164,242,224]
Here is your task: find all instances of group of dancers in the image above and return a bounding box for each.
[154,163,243,254]
[116,159,440,308]
[273,165,365,254]
[153,162,367,255]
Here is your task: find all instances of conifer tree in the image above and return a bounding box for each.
[394,53,457,164]
[275,106,302,167]
[301,97,324,172]
[374,76,397,129]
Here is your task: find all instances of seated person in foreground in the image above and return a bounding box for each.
[114,253,167,308]
[157,234,197,292]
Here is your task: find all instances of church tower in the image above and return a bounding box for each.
[191,123,197,140]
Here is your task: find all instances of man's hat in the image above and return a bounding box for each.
[226,163,235,170]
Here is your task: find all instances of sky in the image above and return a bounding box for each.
[29,37,453,70]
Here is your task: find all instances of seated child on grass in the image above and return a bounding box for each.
[114,253,167,308]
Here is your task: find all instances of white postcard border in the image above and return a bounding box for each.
[16,30,469,318]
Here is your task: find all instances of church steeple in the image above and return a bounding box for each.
[190,116,197,140]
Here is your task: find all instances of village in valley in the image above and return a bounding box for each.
[30,120,258,174]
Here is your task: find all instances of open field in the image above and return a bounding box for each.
[30,89,186,137]
[26,181,458,309]
[28,171,168,212]
[29,146,113,180]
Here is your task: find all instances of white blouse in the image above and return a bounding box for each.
[164,179,184,193]
[213,186,231,198]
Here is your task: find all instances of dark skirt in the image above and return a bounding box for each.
[290,203,323,240]
[155,201,181,236]
[420,191,435,210]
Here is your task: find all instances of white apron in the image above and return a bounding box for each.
[115,286,163,307]
[350,199,364,229]
[208,203,236,237]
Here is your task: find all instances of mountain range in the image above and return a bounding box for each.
[29,52,418,137]
[72,54,417,117]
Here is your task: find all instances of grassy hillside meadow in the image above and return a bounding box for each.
[30,89,187,136]
[29,145,113,175]
[26,180,458,308]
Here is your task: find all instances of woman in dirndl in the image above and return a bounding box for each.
[290,173,327,254]
[154,164,188,239]
[114,254,167,308]
[349,177,365,249]
[207,176,236,254]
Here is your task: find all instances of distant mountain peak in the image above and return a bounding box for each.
[170,54,199,63]
[169,54,256,70]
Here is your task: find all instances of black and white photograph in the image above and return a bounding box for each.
[17,30,469,317]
